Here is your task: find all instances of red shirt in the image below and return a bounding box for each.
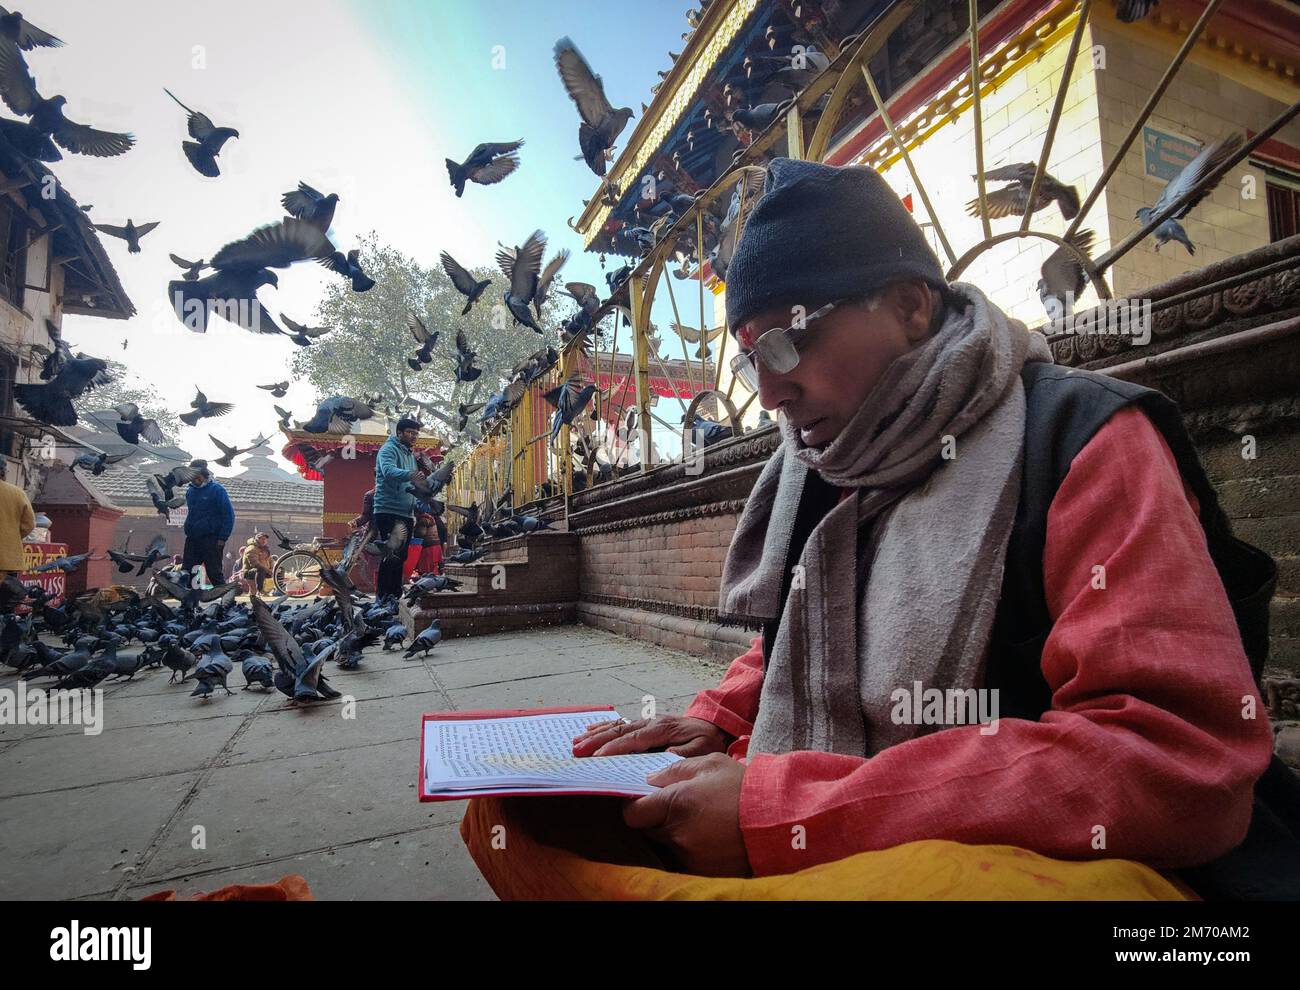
[685,406,1274,876]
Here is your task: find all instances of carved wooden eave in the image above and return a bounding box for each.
[575,0,763,247]
[1047,234,1300,438]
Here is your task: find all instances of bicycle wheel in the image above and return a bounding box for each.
[273,551,324,598]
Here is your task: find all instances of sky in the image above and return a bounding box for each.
[41,0,695,476]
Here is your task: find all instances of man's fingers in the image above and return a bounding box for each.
[645,754,709,788]
[622,786,673,832]
[572,718,648,756]
[666,737,720,758]
[592,720,673,756]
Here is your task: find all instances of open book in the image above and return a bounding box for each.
[419,706,682,801]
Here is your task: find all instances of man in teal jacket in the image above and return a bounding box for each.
[372,418,426,598]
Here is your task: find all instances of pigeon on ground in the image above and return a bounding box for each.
[240,652,274,690]
[164,88,239,177]
[382,623,407,651]
[191,641,234,699]
[179,387,233,426]
[554,37,633,176]
[403,620,441,658]
[445,140,523,196]
[966,162,1080,221]
[93,219,159,254]
[252,597,341,702]
[1135,132,1243,256]
[158,636,196,683]
[440,251,492,315]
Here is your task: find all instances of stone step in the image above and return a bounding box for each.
[404,531,580,638]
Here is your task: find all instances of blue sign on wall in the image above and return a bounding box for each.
[1143,126,1202,183]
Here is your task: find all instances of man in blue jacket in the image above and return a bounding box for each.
[182,459,234,589]
[373,419,426,598]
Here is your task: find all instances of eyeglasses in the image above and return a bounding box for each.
[728,302,838,390]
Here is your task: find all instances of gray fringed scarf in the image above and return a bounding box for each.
[717,282,1053,757]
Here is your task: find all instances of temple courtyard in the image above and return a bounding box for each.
[0,624,727,900]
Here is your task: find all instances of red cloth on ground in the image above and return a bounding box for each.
[141,874,313,901]
[684,406,1274,877]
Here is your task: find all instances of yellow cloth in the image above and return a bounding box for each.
[0,479,35,572]
[460,796,1194,901]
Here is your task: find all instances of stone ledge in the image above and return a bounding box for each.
[578,599,757,664]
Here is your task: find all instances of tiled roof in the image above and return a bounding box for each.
[83,467,323,510]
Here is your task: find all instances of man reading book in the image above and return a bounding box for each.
[561,158,1276,890]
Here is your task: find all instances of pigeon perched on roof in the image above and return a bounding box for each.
[445,140,523,197]
[164,88,239,177]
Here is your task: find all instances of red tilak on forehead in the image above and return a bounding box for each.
[737,323,758,349]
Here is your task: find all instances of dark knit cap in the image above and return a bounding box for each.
[725,158,948,331]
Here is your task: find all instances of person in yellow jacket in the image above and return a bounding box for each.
[239,532,274,594]
[0,465,35,577]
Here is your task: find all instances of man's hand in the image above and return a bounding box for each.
[411,470,427,483]
[623,753,751,877]
[572,715,732,758]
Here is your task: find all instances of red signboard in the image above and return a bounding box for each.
[20,542,68,606]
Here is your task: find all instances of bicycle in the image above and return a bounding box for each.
[271,540,339,597]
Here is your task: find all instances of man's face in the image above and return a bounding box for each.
[190,473,207,487]
[398,428,419,447]
[735,283,935,449]
[257,535,268,548]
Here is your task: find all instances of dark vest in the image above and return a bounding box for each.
[762,362,1299,899]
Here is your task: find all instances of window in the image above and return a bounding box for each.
[0,199,27,309]
[1256,157,1300,244]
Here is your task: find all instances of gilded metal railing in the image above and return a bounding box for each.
[449,0,1293,518]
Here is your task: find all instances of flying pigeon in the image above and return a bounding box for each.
[164,88,239,177]
[1038,228,1096,321]
[440,251,491,315]
[0,41,134,160]
[966,162,1080,221]
[281,181,339,231]
[496,229,547,333]
[93,219,159,254]
[554,37,633,176]
[1135,132,1243,256]
[445,140,523,197]
[179,387,233,426]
